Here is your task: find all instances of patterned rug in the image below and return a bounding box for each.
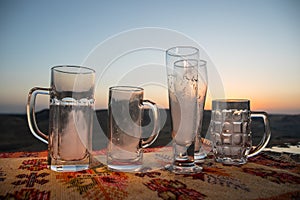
[0,148,299,200]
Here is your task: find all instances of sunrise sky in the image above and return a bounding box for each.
[0,0,299,114]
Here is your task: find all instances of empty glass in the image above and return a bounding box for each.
[166,46,206,174]
[27,66,95,172]
[167,59,202,174]
[107,86,160,172]
[210,99,271,165]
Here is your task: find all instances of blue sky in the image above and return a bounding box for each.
[0,0,299,114]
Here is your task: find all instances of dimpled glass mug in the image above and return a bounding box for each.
[210,99,271,165]
[107,86,160,172]
[27,66,95,172]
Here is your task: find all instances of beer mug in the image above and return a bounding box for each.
[27,65,95,172]
[107,86,160,172]
[210,99,271,165]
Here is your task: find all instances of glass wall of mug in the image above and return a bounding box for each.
[27,65,95,172]
[210,99,271,165]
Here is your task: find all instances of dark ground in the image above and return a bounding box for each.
[0,110,299,152]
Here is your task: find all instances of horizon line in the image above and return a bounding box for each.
[1,108,299,116]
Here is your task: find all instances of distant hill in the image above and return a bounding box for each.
[0,109,299,152]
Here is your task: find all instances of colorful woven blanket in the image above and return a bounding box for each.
[0,148,299,200]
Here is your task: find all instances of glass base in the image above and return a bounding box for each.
[48,154,90,172]
[194,151,207,160]
[108,164,142,172]
[107,154,143,172]
[215,157,247,165]
[50,164,89,172]
[165,162,202,174]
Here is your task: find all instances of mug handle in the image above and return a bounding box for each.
[26,87,51,144]
[141,100,160,148]
[248,111,271,157]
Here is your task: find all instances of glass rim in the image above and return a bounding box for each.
[109,86,144,92]
[166,46,199,57]
[212,99,250,110]
[51,65,95,74]
[213,99,250,103]
[199,59,207,66]
[174,59,198,68]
